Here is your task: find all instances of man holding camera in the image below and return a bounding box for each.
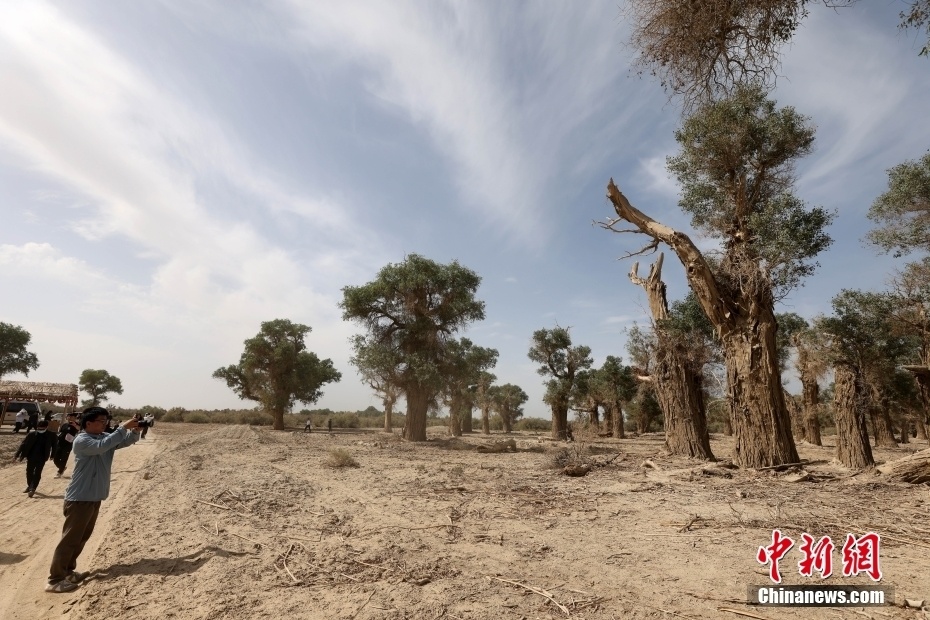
[45,407,141,593]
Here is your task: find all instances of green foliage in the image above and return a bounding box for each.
[529,327,593,412]
[867,151,930,256]
[487,383,529,430]
[185,412,210,424]
[899,0,930,56]
[817,290,916,369]
[775,312,809,372]
[668,86,833,297]
[78,369,124,407]
[514,417,551,432]
[212,319,341,429]
[340,255,485,439]
[0,322,40,379]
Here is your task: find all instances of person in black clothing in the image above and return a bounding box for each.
[53,412,80,477]
[27,409,39,432]
[14,419,57,497]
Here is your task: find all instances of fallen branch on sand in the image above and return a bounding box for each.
[488,576,570,616]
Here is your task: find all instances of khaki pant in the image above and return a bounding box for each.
[48,501,101,583]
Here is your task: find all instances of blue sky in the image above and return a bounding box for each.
[1,1,928,417]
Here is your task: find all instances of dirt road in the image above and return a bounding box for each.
[0,432,156,620]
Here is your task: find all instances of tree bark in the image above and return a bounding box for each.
[462,405,474,433]
[481,404,491,435]
[271,407,285,431]
[502,408,514,434]
[629,255,713,460]
[877,448,930,483]
[550,401,569,440]
[917,419,928,441]
[867,402,898,448]
[448,406,462,437]
[383,395,395,433]
[608,182,797,467]
[403,385,430,441]
[800,376,822,446]
[609,402,625,439]
[833,364,874,469]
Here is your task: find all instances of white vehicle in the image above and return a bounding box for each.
[1,400,42,426]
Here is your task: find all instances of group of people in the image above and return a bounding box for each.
[11,404,155,594]
[13,412,81,497]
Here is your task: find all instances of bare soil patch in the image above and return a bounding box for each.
[0,425,928,619]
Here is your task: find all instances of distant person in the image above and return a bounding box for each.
[44,410,53,423]
[14,419,57,497]
[27,409,39,431]
[14,408,28,433]
[45,407,140,594]
[53,413,81,477]
[304,418,313,433]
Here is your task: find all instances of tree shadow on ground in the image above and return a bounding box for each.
[0,552,27,565]
[92,546,251,580]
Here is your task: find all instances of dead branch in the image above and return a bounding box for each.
[717,608,773,620]
[489,576,570,616]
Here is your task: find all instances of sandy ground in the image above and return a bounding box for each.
[0,423,928,620]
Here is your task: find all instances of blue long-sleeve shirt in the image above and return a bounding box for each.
[64,428,139,502]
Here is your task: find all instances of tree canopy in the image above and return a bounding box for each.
[627,0,929,110]
[212,319,341,430]
[668,85,834,299]
[528,326,593,439]
[79,369,124,407]
[488,383,528,433]
[867,151,930,256]
[0,322,40,379]
[340,254,485,441]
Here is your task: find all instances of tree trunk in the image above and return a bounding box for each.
[403,385,430,441]
[383,395,394,433]
[608,182,797,467]
[900,422,909,444]
[271,407,285,431]
[868,403,898,448]
[629,255,713,460]
[877,448,930,483]
[917,420,928,441]
[502,409,514,434]
[462,405,473,433]
[590,403,601,428]
[721,314,798,468]
[610,402,625,439]
[800,376,822,446]
[550,402,569,440]
[481,404,491,435]
[833,364,874,469]
[658,351,714,459]
[448,407,462,437]
[723,414,733,436]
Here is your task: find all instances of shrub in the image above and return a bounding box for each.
[162,410,184,423]
[515,417,551,432]
[324,448,359,468]
[186,412,210,424]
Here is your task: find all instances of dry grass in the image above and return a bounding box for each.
[324,447,359,468]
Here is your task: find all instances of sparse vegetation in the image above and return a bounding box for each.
[324,448,359,468]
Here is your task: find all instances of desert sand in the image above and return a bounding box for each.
[0,423,928,620]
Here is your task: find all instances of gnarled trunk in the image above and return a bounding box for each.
[629,255,713,460]
[403,385,430,441]
[609,402,625,439]
[834,364,874,469]
[608,183,797,467]
[800,376,822,446]
[868,402,898,448]
[550,401,569,440]
[721,313,798,468]
[383,394,395,433]
[481,403,491,435]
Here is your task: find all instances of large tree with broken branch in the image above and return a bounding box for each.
[604,86,833,467]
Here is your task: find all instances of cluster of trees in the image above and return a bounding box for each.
[596,0,930,469]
